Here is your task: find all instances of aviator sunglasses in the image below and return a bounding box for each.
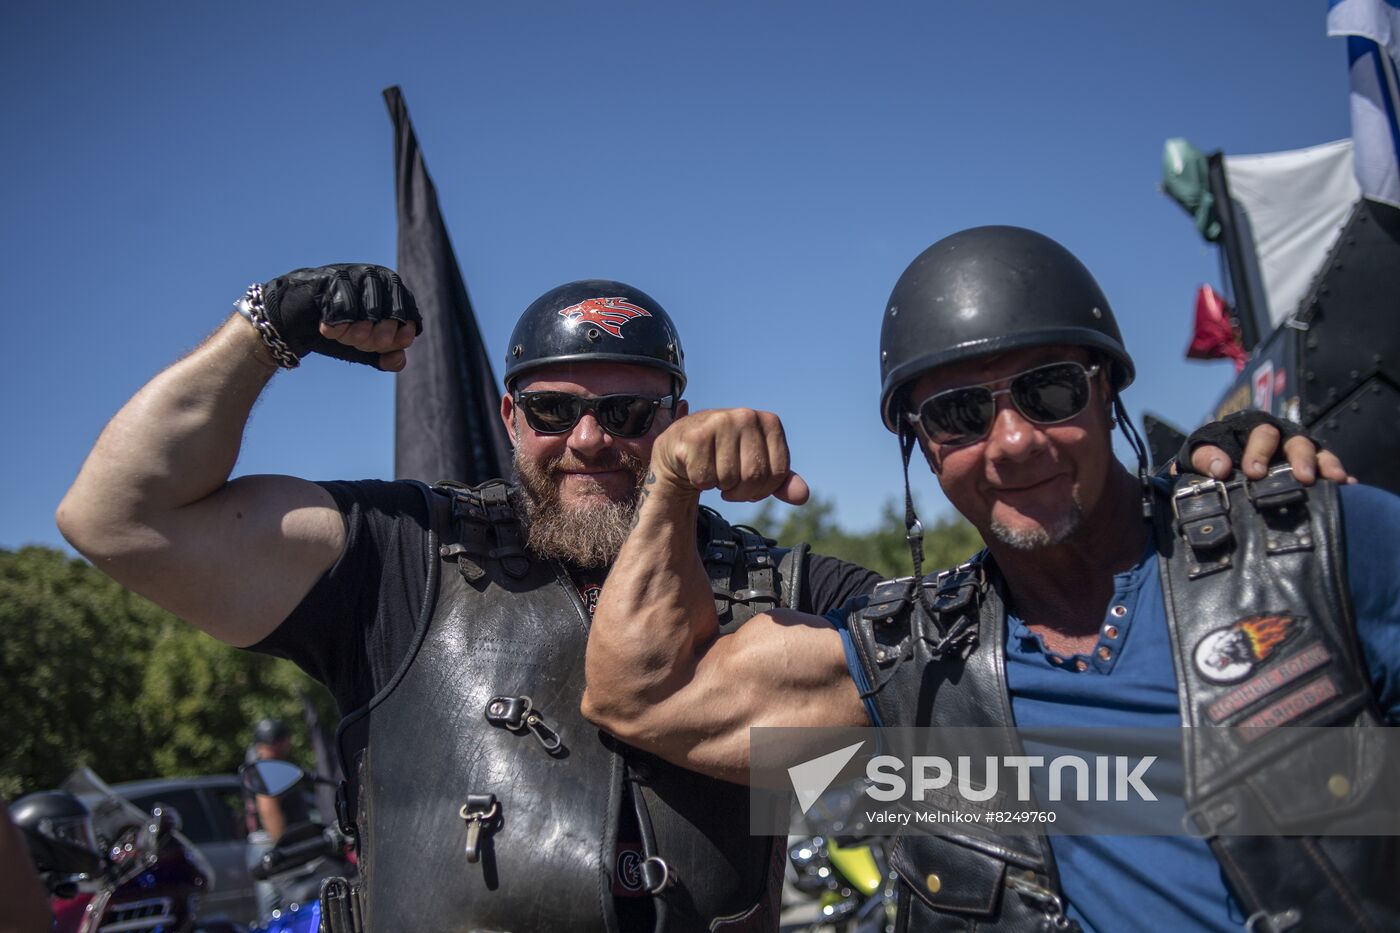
[514,390,677,438]
[908,361,1101,446]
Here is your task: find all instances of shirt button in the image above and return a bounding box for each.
[1103,625,1120,639]
[1110,604,1127,618]
[1049,656,1064,666]
[1097,646,1113,661]
[1074,659,1088,672]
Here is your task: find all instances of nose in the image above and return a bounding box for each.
[981,397,1046,463]
[565,411,612,455]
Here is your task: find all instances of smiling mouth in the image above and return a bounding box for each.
[994,476,1063,493]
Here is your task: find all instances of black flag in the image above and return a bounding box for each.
[385,86,513,484]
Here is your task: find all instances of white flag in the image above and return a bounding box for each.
[1328,0,1400,207]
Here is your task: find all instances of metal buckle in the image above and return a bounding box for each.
[459,796,501,863]
[641,855,674,894]
[1171,477,1228,524]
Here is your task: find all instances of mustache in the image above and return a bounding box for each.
[542,449,646,479]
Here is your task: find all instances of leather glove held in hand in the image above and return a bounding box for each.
[261,264,422,366]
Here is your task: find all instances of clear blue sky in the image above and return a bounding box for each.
[1,2,1353,551]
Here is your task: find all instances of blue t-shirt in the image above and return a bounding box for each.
[832,483,1400,933]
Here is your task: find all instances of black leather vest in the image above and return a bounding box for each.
[848,473,1397,933]
[334,480,805,933]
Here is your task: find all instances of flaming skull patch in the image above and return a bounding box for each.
[1194,614,1301,684]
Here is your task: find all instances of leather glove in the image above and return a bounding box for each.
[1174,410,1315,474]
[261,264,422,366]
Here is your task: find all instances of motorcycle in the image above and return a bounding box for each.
[12,766,239,933]
[784,783,895,933]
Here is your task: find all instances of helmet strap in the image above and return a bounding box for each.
[899,420,926,580]
[1112,395,1154,522]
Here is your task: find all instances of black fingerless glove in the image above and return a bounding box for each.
[1174,410,1316,474]
[261,264,422,366]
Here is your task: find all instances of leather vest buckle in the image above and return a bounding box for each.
[641,855,674,894]
[1246,464,1307,510]
[485,695,564,754]
[1247,465,1315,555]
[459,794,501,864]
[864,578,915,624]
[704,540,738,563]
[1173,478,1235,577]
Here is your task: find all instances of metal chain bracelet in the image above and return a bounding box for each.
[233,282,302,369]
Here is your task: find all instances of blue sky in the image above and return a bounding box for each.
[2,2,1353,550]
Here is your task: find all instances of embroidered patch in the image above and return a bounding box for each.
[1193,613,1301,684]
[1205,642,1332,722]
[557,297,652,338]
[1238,675,1341,740]
[612,843,646,896]
[578,582,602,618]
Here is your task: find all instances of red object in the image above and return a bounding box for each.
[1187,284,1247,371]
[51,894,93,933]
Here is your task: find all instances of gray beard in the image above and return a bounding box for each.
[512,444,645,569]
[988,499,1085,551]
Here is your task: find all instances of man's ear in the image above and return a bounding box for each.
[674,399,690,420]
[500,393,519,447]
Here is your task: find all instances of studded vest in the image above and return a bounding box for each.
[848,472,1397,933]
[330,480,806,933]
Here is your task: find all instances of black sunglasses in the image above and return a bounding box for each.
[908,361,1101,446]
[514,390,677,438]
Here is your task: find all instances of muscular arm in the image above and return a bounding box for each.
[57,270,415,649]
[582,410,868,784]
[55,318,345,646]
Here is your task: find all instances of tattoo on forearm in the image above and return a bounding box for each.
[633,471,658,527]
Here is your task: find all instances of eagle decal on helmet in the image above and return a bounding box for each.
[557,297,652,338]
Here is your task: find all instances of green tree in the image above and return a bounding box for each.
[1,547,331,797]
[749,495,983,580]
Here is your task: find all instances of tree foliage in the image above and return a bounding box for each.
[750,495,983,579]
[1,547,333,798]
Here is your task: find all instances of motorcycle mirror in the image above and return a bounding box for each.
[240,759,305,797]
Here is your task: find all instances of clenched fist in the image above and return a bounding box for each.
[261,264,422,370]
[650,408,810,505]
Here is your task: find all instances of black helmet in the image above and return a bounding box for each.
[10,790,98,856]
[878,226,1135,431]
[503,280,686,395]
[252,717,291,746]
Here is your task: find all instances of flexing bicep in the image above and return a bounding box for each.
[620,610,870,783]
[88,474,345,647]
